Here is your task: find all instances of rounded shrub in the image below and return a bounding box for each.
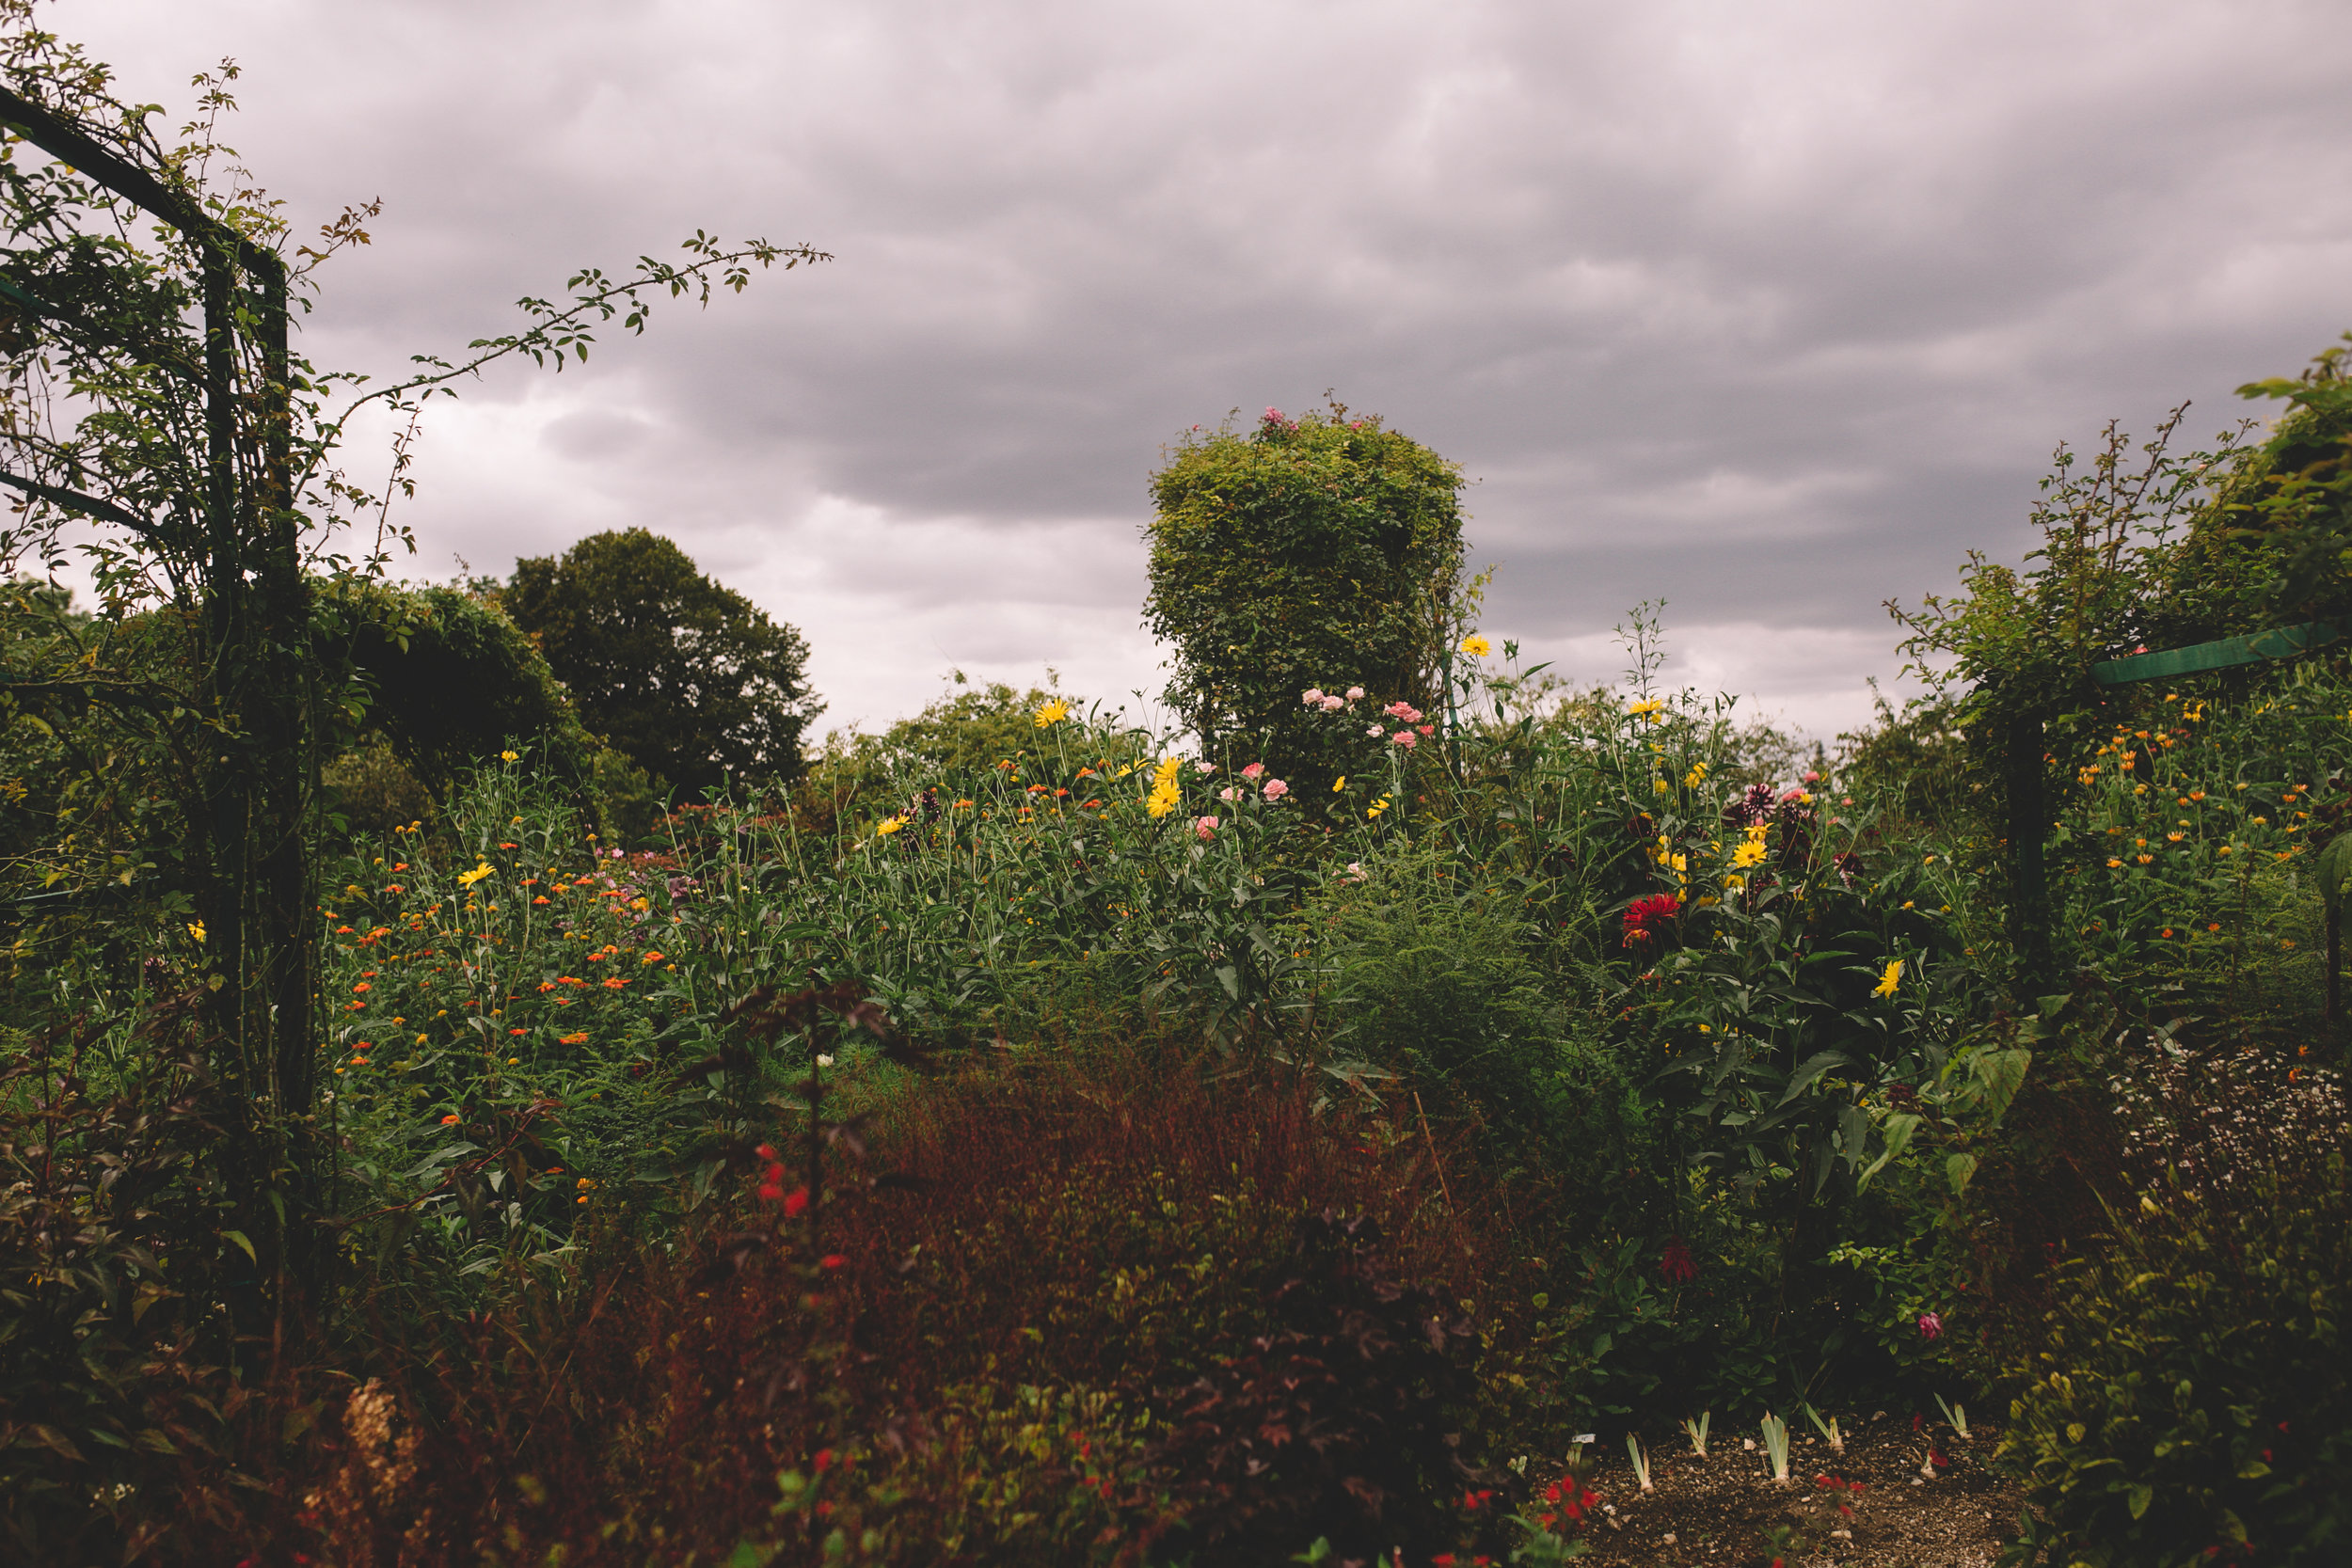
[1144,403,1465,768]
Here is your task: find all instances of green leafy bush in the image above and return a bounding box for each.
[2003,1153,2351,1567]
[1319,844,1648,1184]
[1145,404,1465,764]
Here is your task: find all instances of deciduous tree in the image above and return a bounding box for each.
[504,529,820,797]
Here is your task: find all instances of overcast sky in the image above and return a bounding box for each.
[57,0,2352,739]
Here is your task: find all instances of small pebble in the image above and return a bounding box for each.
[1662,1532,1677,1544]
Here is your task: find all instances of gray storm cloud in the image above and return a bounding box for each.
[59,0,2352,735]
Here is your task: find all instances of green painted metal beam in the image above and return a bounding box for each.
[2090,620,2343,687]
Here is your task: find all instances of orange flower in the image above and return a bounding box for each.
[440,1114,458,1125]
[559,1031,589,1045]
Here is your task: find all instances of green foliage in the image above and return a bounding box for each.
[1319,841,1648,1182]
[0,1002,262,1563]
[1895,408,2269,737]
[2003,1157,2352,1567]
[795,677,1116,833]
[505,529,820,797]
[0,12,818,1326]
[1145,403,1466,759]
[2227,334,2352,621]
[322,578,596,795]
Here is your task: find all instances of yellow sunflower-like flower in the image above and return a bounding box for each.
[1731,825,1768,869]
[1628,698,1664,721]
[1033,698,1071,728]
[1459,634,1492,658]
[874,815,907,836]
[457,862,494,888]
[1872,958,1903,998]
[1145,755,1184,818]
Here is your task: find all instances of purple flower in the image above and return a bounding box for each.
[1917,1311,1943,1341]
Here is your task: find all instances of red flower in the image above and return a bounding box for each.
[821,1254,848,1270]
[1661,1235,1699,1284]
[1622,894,1681,947]
[814,1449,834,1471]
[782,1186,810,1217]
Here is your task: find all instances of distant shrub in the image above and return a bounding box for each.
[1145,403,1465,764]
[325,737,437,838]
[2002,1151,2351,1567]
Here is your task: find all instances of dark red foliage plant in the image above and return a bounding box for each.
[270,1041,1550,1566]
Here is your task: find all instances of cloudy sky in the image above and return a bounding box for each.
[58,0,2352,738]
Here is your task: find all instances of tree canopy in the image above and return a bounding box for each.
[504,529,819,797]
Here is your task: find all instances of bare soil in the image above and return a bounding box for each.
[1563,1413,2025,1567]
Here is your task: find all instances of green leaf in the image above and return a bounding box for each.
[2126,1483,2153,1519]
[1971,1048,2032,1120]
[220,1228,256,1264]
[1947,1152,1978,1196]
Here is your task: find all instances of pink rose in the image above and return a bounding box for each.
[1301,688,1326,706]
[1382,701,1422,723]
[1263,779,1289,800]
[1345,687,1365,701]
[1367,723,1385,736]
[1917,1311,1943,1341]
[1241,763,1265,780]
[1194,816,1218,841]
[1391,730,1417,749]
[1218,786,1240,802]
[1416,723,1434,737]
[1195,761,1216,775]
[1319,695,1345,711]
